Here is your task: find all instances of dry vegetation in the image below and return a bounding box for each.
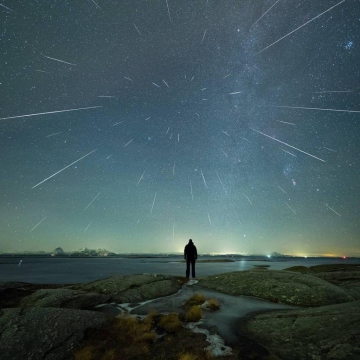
[206,298,220,311]
[159,313,182,333]
[185,305,202,322]
[185,293,206,307]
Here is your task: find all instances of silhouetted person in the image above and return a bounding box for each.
[184,239,197,278]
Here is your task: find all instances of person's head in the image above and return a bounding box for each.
[189,239,193,244]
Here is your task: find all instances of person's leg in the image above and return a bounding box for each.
[186,259,190,278]
[191,259,196,278]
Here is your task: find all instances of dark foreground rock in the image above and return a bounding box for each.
[0,283,65,308]
[20,288,111,309]
[245,300,360,360]
[286,264,360,301]
[67,273,183,303]
[0,307,112,360]
[198,270,354,306]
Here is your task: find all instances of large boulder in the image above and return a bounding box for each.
[67,274,182,303]
[19,288,111,309]
[0,307,113,360]
[245,300,360,360]
[198,270,354,306]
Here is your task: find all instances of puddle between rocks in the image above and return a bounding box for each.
[94,279,297,355]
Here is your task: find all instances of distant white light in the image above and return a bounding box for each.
[267,255,271,258]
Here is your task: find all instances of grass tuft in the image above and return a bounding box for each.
[73,345,96,360]
[143,309,158,325]
[185,293,206,307]
[177,353,199,360]
[185,305,202,322]
[159,313,182,333]
[111,314,156,357]
[207,298,220,311]
[100,349,116,360]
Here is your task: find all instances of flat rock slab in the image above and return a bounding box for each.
[67,274,182,303]
[245,300,360,360]
[0,307,112,360]
[198,270,354,306]
[20,289,111,309]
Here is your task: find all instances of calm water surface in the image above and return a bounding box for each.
[0,256,358,284]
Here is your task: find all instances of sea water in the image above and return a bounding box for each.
[0,256,358,284]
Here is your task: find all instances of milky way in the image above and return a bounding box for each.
[0,0,359,256]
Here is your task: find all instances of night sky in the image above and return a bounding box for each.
[1,0,359,256]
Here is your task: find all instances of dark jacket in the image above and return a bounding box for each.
[184,243,197,260]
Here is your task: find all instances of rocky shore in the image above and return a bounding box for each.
[0,264,359,359]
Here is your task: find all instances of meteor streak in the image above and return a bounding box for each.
[165,0,172,22]
[84,223,92,232]
[201,29,207,44]
[173,161,176,176]
[207,213,212,225]
[91,0,101,9]
[0,3,17,12]
[323,147,337,152]
[112,121,123,126]
[201,169,208,189]
[252,0,281,27]
[152,82,160,88]
[124,76,133,81]
[281,148,297,157]
[245,195,252,205]
[150,192,157,214]
[216,171,227,194]
[276,120,296,125]
[133,23,141,35]
[222,130,230,136]
[314,90,353,93]
[278,185,287,194]
[43,55,76,66]
[32,149,97,189]
[190,180,194,201]
[325,203,341,217]
[162,79,169,87]
[124,139,133,147]
[46,131,63,138]
[264,104,360,114]
[0,106,102,121]
[221,149,228,158]
[257,0,346,54]
[251,128,325,162]
[30,217,47,232]
[35,70,51,74]
[228,91,241,95]
[84,193,100,210]
[284,201,296,214]
[137,171,145,186]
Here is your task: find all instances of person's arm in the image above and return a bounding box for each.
[195,246,197,260]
